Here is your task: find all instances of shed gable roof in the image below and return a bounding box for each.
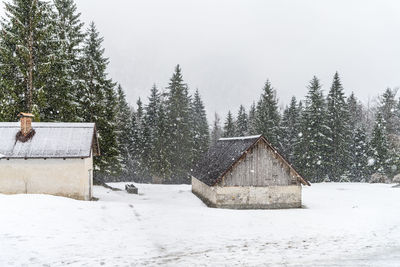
[192,135,309,186]
[0,122,99,159]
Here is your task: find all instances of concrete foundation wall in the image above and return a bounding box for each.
[192,177,301,209]
[0,156,93,200]
[192,176,217,206]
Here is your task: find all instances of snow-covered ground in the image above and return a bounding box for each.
[1,183,399,266]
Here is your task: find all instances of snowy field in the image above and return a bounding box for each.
[1,183,400,266]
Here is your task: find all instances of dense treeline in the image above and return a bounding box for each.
[217,74,400,183]
[120,65,210,183]
[0,0,210,183]
[0,0,124,178]
[0,0,398,184]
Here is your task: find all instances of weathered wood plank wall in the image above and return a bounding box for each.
[222,140,298,186]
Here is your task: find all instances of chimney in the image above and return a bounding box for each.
[18,112,34,136]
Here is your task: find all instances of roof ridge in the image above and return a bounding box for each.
[219,135,261,141]
[0,122,95,128]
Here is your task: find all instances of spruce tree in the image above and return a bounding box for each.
[132,98,148,180]
[210,113,223,146]
[255,80,281,148]
[348,126,370,181]
[78,22,120,179]
[347,92,364,129]
[143,84,171,183]
[136,98,144,126]
[281,96,301,164]
[42,0,85,121]
[144,85,160,134]
[370,112,390,175]
[150,100,171,183]
[165,65,192,183]
[325,72,351,181]
[190,89,210,165]
[0,0,56,120]
[347,93,369,181]
[125,108,141,181]
[395,99,400,135]
[235,105,248,136]
[223,111,235,137]
[142,87,172,183]
[378,88,398,135]
[377,88,399,177]
[115,84,133,179]
[298,76,329,182]
[247,102,258,135]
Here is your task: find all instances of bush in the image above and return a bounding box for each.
[369,173,390,184]
[393,174,400,184]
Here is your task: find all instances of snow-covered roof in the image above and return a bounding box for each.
[0,122,99,159]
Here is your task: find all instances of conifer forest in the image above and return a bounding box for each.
[1,0,399,185]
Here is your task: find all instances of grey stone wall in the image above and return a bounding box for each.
[192,177,302,209]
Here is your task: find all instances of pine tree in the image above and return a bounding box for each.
[298,76,329,182]
[235,105,248,136]
[165,65,192,183]
[370,113,390,175]
[0,0,56,120]
[210,113,223,146]
[281,96,301,164]
[223,111,235,137]
[78,22,120,179]
[325,72,351,181]
[247,102,258,135]
[190,89,210,166]
[255,80,281,148]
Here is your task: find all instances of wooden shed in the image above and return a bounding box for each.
[0,113,99,200]
[191,135,310,209]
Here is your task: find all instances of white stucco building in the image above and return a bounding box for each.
[192,135,310,209]
[0,113,99,200]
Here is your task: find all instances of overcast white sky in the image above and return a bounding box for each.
[7,0,400,121]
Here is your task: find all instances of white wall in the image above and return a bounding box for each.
[0,155,93,200]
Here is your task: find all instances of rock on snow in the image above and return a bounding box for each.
[0,183,400,266]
